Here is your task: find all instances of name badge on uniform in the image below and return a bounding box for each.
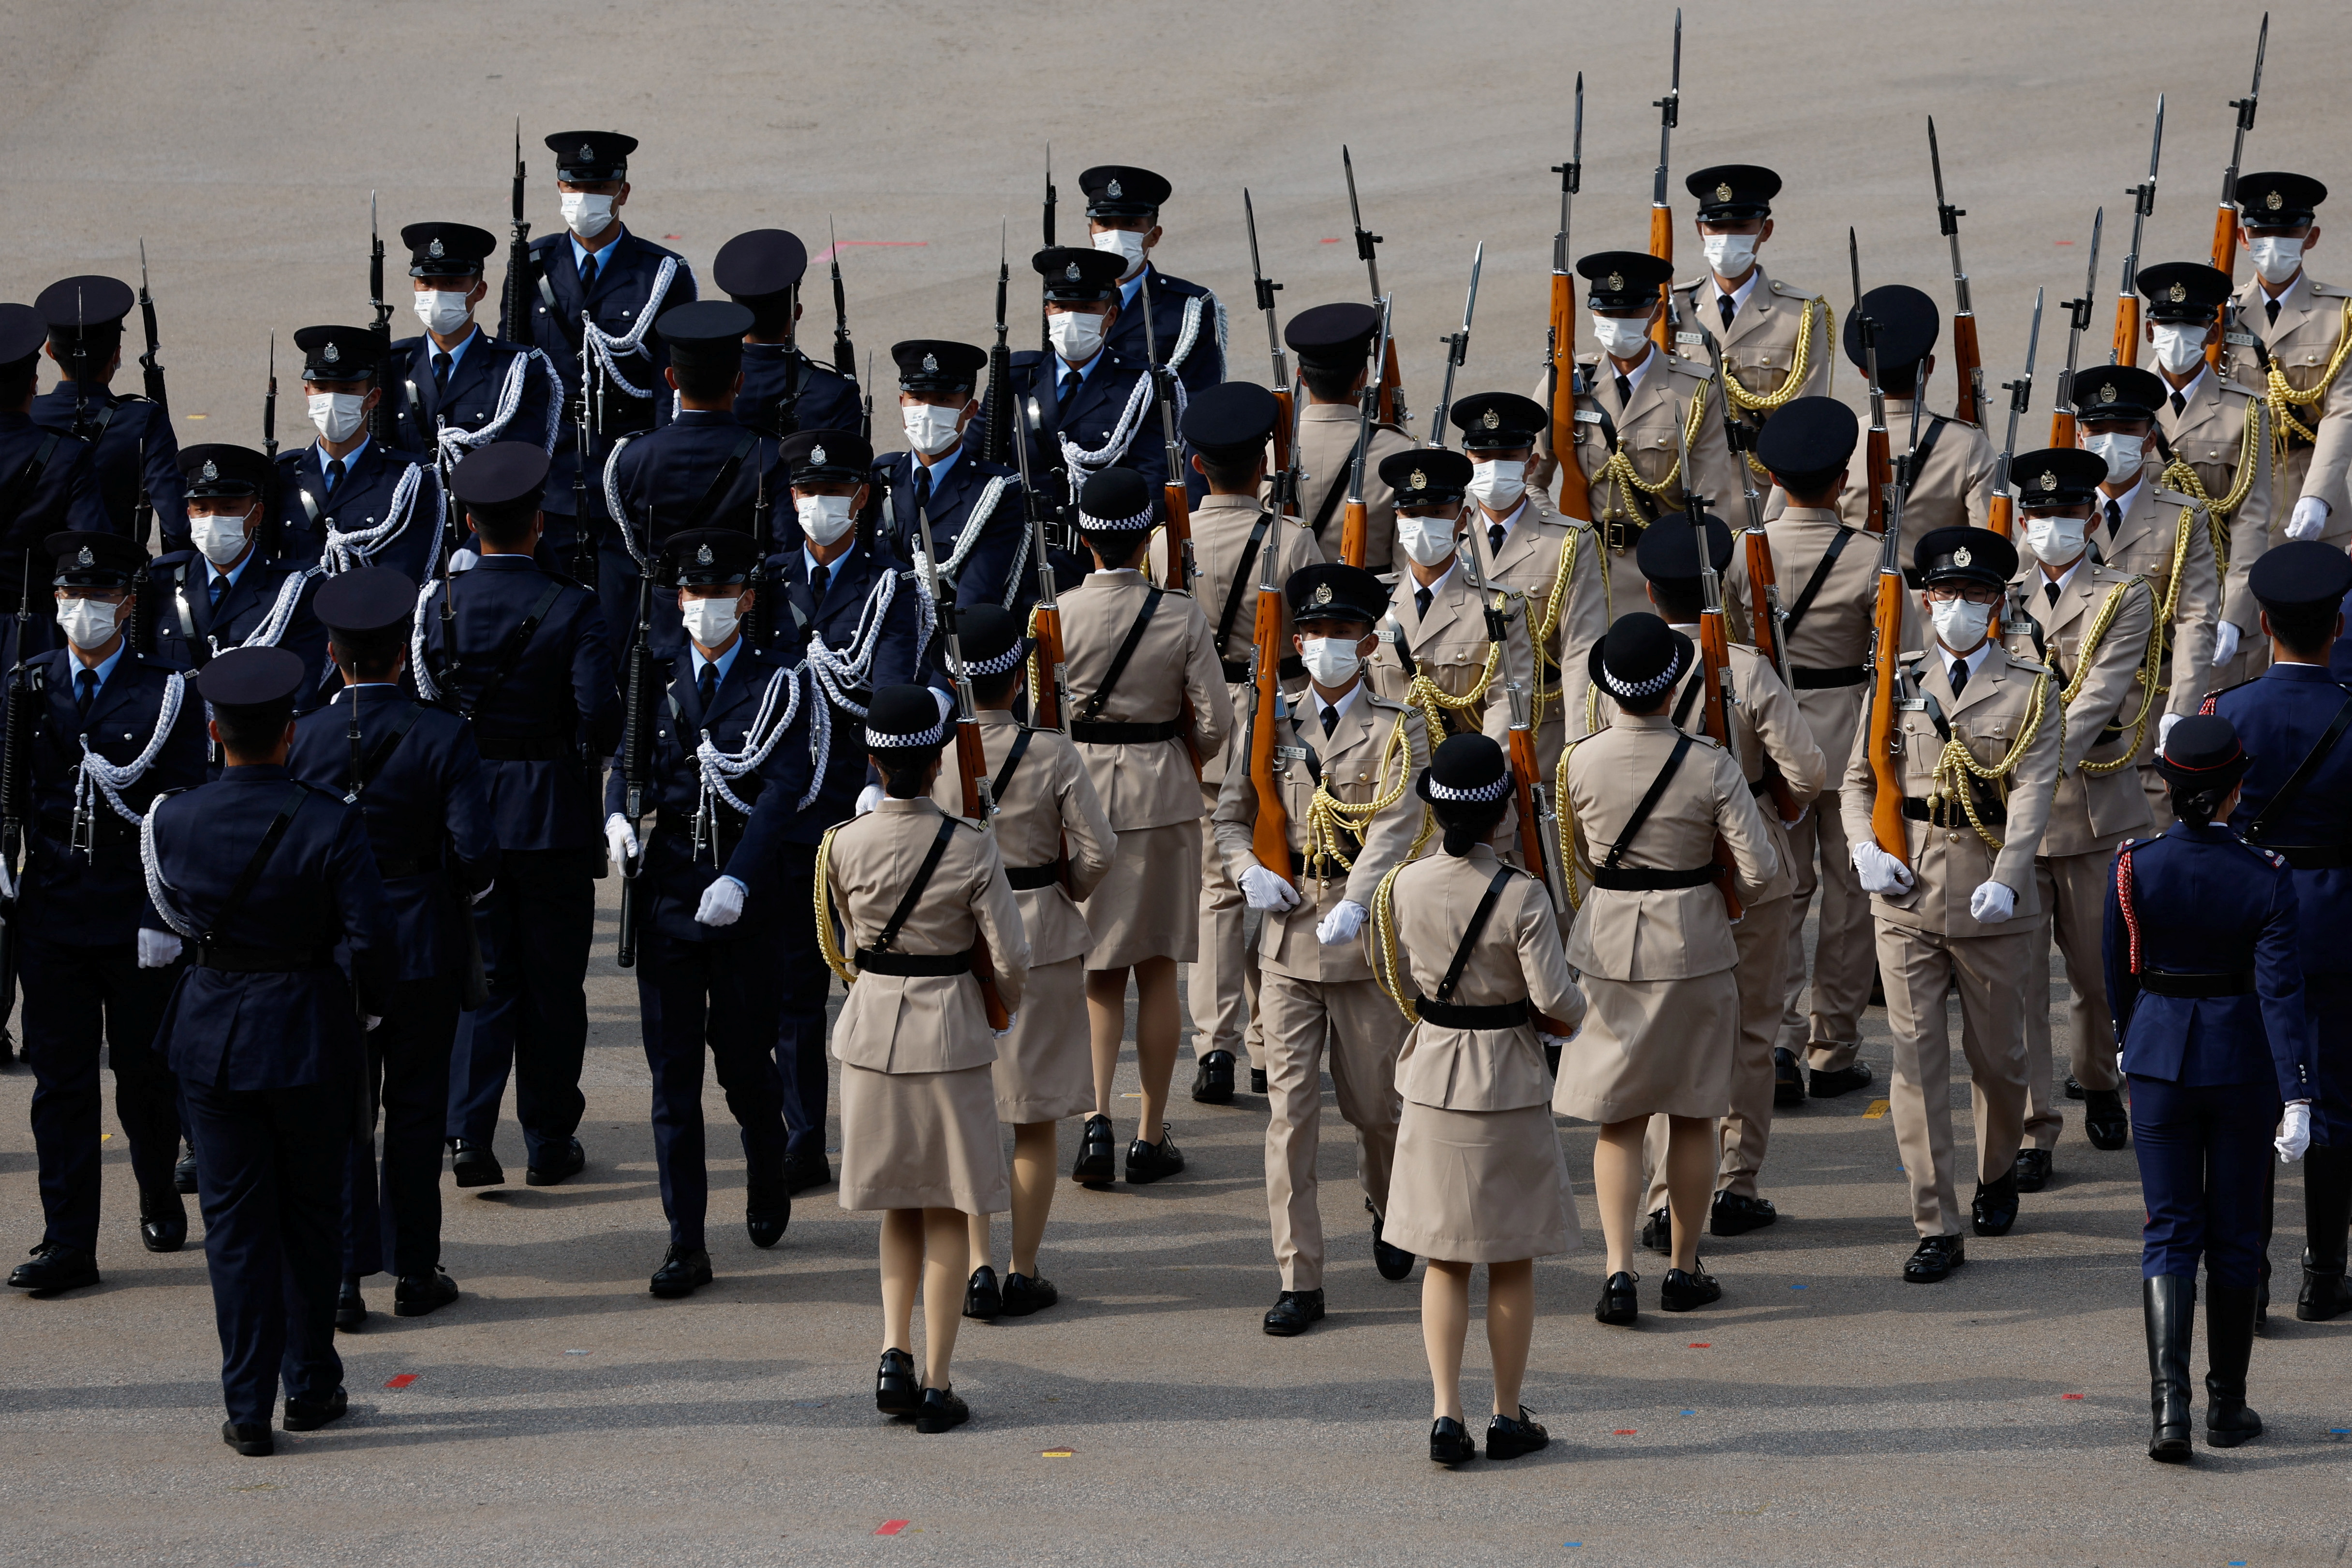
[1275,745,1314,763]
[1674,331,1706,346]
[2226,330,2258,347]
[1573,409,1604,425]
[1898,698,1929,712]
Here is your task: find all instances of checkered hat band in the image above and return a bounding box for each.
[1079,504,1155,533]
[1424,775,1512,804]
[967,640,1029,677]
[1599,649,1688,701]
[865,722,948,749]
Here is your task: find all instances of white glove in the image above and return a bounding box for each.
[2210,621,2242,669]
[1969,879,2017,923]
[1538,1031,1579,1052]
[1240,863,1301,912]
[2158,712,2182,752]
[2277,1101,2313,1164]
[695,874,747,928]
[135,928,182,969]
[2286,496,2331,541]
[1316,899,1368,947]
[992,1015,1016,1039]
[364,1014,384,1032]
[1852,841,1915,896]
[470,880,495,906]
[605,813,639,871]
[450,547,480,574]
[855,783,886,815]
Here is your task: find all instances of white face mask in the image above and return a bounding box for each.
[1467,459,1526,513]
[1589,311,1653,359]
[1300,636,1361,688]
[2247,234,2305,285]
[2080,431,2145,482]
[2024,514,2088,566]
[2151,323,2209,375]
[1701,232,1759,280]
[1395,512,1461,567]
[190,511,253,567]
[680,595,741,648]
[795,492,858,547]
[559,191,616,241]
[308,391,367,443]
[1091,227,1148,279]
[901,402,965,457]
[56,597,119,652]
[1930,596,1992,653]
[413,289,472,337]
[1048,310,1107,364]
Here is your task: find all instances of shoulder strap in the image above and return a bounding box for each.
[684,429,762,531]
[1078,587,1164,723]
[1601,732,1695,872]
[1435,865,1517,1003]
[991,726,1037,802]
[1308,436,1361,539]
[873,816,959,953]
[2247,691,2352,843]
[200,782,313,944]
[351,701,427,795]
[452,577,568,721]
[1672,675,1704,728]
[1903,415,1949,491]
[1778,525,1859,636]
[0,432,60,537]
[1214,509,1274,660]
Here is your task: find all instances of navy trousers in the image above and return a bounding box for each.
[2307,972,2352,1146]
[21,937,180,1255]
[771,842,833,1167]
[2130,1073,2279,1288]
[344,975,462,1279]
[447,851,593,1167]
[635,925,788,1249]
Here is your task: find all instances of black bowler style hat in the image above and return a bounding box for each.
[2071,367,2166,423]
[294,325,379,384]
[1034,247,1125,304]
[2235,171,2326,227]
[0,304,47,370]
[956,603,1029,677]
[1180,382,1280,460]
[713,229,810,301]
[1077,467,1154,534]
[1687,163,1781,222]
[313,566,418,639]
[1450,392,1547,450]
[1913,525,2016,590]
[1753,396,1859,483]
[1080,165,1172,219]
[2248,540,2352,609]
[1287,562,1387,627]
[1284,302,1380,371]
[401,222,496,279]
[1579,251,1673,311]
[892,340,988,395]
[179,444,273,500]
[1378,447,1473,505]
[658,300,755,376]
[198,645,306,715]
[449,442,550,523]
[779,428,872,486]
[663,528,758,588]
[2009,448,2108,510]
[866,683,949,751]
[35,276,134,350]
[1843,285,1938,373]
[547,131,636,183]
[46,531,143,590]
[1636,514,1735,590]
[2136,261,2232,324]
[1589,612,1694,706]
[1416,732,1512,808]
[2156,713,2255,796]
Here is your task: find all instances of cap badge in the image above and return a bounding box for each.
[1605,271,1625,292]
[2168,281,2188,303]
[1953,546,1973,567]
[1107,178,1124,198]
[2099,382,2119,404]
[1312,582,1333,606]
[578,142,595,162]
[1714,181,1733,203]
[2265,189,2284,211]
[1481,408,1500,429]
[920,352,938,373]
[1065,262,1081,281]
[75,546,93,568]
[200,460,218,482]
[810,444,828,466]
[322,341,340,364]
[2038,470,2058,492]
[1409,468,1427,490]
[695,544,713,566]
[427,238,444,259]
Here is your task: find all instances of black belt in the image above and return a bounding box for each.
[193,940,333,973]
[2262,844,2352,870]
[1069,719,1182,745]
[1792,664,1868,689]
[1903,796,2008,828]
[1586,864,1719,891]
[1414,995,1531,1029]
[1006,864,1061,890]
[475,734,574,762]
[655,805,743,843]
[2139,968,2257,998]
[854,947,973,976]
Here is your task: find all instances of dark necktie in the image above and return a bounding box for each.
[208,573,228,610]
[810,561,829,603]
[2170,390,2187,418]
[1413,585,1433,621]
[696,660,719,713]
[74,667,95,717]
[1613,372,1633,407]
[2105,499,2123,536]
[1718,293,1737,329]
[432,350,453,394]
[325,457,346,493]
[1058,367,1080,410]
[1949,658,1969,697]
[1321,703,1340,737]
[913,464,933,519]
[1489,520,1508,557]
[578,254,599,296]
[2266,296,2280,326]
[2044,580,2061,606]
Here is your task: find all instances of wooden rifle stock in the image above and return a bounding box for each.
[1246,553,1291,884]
[1949,312,1985,424]
[1549,285,1592,521]
[1030,607,1068,731]
[1339,497,1370,569]
[1985,490,2016,541]
[1740,531,1805,822]
[954,724,1013,1033]
[1647,204,1674,355]
[1866,538,1910,864]
[1863,422,1892,535]
[1271,386,1296,477]
[1694,612,1745,921]
[1374,340,1404,430]
[2112,294,2142,370]
[2207,202,2239,374]
[2049,408,2078,450]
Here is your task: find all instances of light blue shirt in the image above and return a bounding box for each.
[207,549,255,599]
[317,435,371,488]
[572,228,623,282]
[428,325,478,377]
[68,638,125,703]
[910,444,962,495]
[693,637,741,692]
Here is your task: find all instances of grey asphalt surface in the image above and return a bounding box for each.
[3,2,2352,1564]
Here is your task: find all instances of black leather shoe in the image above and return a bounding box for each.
[1594,1271,1639,1326]
[1808,1062,1874,1099]
[2084,1090,2130,1151]
[1772,1047,1805,1108]
[525,1137,585,1186]
[1262,1287,1325,1336]
[281,1387,348,1432]
[2298,1251,2352,1322]
[1070,1114,1117,1187]
[2063,1074,2086,1100]
[452,1140,504,1189]
[2013,1148,2054,1193]
[334,1275,366,1332]
[1486,1406,1550,1460]
[393,1268,459,1318]
[1191,1049,1236,1105]
[1249,1068,1268,1095]
[1124,1128,1185,1184]
[1371,1206,1415,1281]
[784,1150,834,1196]
[745,1183,790,1250]
[998,1271,1058,1317]
[1638,1206,1673,1255]
[875,1347,919,1416]
[221,1420,273,1457]
[139,1186,187,1253]
[1972,1173,2020,1237]
[1660,1264,1722,1312]
[1904,1234,1966,1283]
[649,1244,712,1299]
[914,1385,970,1434]
[1429,1416,1478,1465]
[8,1242,99,1296]
[1710,1191,1777,1237]
[963,1265,1002,1321]
[173,1145,198,1195]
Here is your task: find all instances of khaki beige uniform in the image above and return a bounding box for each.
[1213,683,1432,1291]
[1059,567,1234,969]
[2225,272,2352,548]
[928,711,1117,1124]
[1839,644,2060,1238]
[1554,713,1777,1124]
[1285,402,1414,573]
[1382,846,1586,1264]
[1723,508,1881,1071]
[1540,346,1740,577]
[2003,558,2156,1145]
[1763,400,1995,561]
[1471,494,1611,773]
[2090,473,2220,828]
[826,798,1030,1214]
[1671,265,1836,417]
[2156,366,2273,693]
[1368,559,1496,734]
[1151,496,1321,1067]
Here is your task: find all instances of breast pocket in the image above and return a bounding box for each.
[1959,715,2015,764]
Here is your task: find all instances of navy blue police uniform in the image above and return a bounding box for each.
[1079,166,1226,398]
[31,275,185,547]
[0,302,107,674]
[711,228,862,438]
[383,223,562,479]
[273,325,445,586]
[869,339,1033,613]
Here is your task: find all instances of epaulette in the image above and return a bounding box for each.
[1366,687,1410,713]
[1767,278,1822,302]
[2309,280,2351,300]
[2152,487,2199,509]
[2233,835,2289,869]
[1665,354,1713,382]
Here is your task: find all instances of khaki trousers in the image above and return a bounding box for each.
[1777,790,1874,1072]
[2023,850,2123,1148]
[1188,810,1263,1068]
[1641,892,1793,1208]
[1878,919,2032,1238]
[1261,971,1405,1291]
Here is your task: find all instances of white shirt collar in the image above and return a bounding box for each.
[1615,343,1656,400]
[2100,475,2145,528]
[1942,637,1994,684]
[1709,267,1761,317]
[2262,270,2305,311]
[2043,554,2088,598]
[1406,561,1456,604]
[1309,678,1364,727]
[2164,364,2209,407]
[1477,498,1529,547]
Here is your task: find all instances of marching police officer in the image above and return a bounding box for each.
[1368,448,1499,731]
[1080,164,1225,398]
[427,443,618,1191]
[1672,166,1835,433]
[990,247,1168,520]
[872,340,1028,611]
[288,568,497,1327]
[0,301,105,670]
[1832,285,1994,554]
[32,275,183,547]
[276,326,444,585]
[2221,174,2348,558]
[1285,303,1411,571]
[382,222,560,477]
[2,532,207,1297]
[138,644,393,1457]
[710,228,861,437]
[145,445,328,696]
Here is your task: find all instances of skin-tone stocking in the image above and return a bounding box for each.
[1421,1258,1539,1421]
[879,1207,972,1390]
[1086,956,1182,1145]
[967,1121,1059,1277]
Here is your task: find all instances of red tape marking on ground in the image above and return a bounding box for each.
[2062,1392,2085,1400]
[1612,1428,1637,1435]
[1687,1343,1710,1348]
[875,1520,910,1536]
[384,1374,417,1389]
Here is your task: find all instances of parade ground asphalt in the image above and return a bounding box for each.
[5,1,2352,1564]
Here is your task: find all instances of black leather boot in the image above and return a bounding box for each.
[2298,1144,2352,1322]
[2144,1274,2195,1463]
[2204,1281,2263,1449]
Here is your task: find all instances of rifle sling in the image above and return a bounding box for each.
[454,578,567,722]
[1077,588,1163,725]
[991,726,1036,803]
[1434,865,1517,1005]
[682,430,762,532]
[0,433,61,549]
[1902,415,1949,495]
[1214,509,1274,664]
[348,699,426,796]
[1778,526,1859,637]
[199,783,314,945]
[1672,676,1704,728]
[872,816,958,954]
[2247,691,2352,847]
[1308,421,1397,542]
[1600,733,1695,873]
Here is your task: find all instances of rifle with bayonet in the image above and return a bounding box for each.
[1041,147,1056,355]
[1647,9,1683,355]
[368,192,393,443]
[1343,147,1406,432]
[828,218,856,379]
[2207,13,2268,374]
[136,242,167,417]
[1338,297,1392,568]
[1245,481,1293,900]
[1986,287,2045,543]
[1850,231,1892,536]
[1139,270,1196,598]
[2049,207,2104,448]
[751,458,775,650]
[2113,96,2165,370]
[614,560,655,968]
[0,565,30,1065]
[1668,397,1745,921]
[263,334,280,460]
[1012,397,1070,732]
[1548,74,1593,521]
[1430,244,1483,447]
[1243,189,1294,475]
[984,221,1014,464]
[500,121,531,342]
[1927,117,1985,426]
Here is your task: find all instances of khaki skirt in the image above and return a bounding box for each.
[992,955,1092,1124]
[1082,819,1201,969]
[837,1061,1009,1215]
[1551,970,1738,1124]
[1382,1100,1581,1264]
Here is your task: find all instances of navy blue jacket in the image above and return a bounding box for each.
[602,640,809,942]
[139,550,331,713]
[602,407,785,659]
[737,343,861,438]
[30,382,184,546]
[1104,262,1225,398]
[383,328,560,460]
[867,448,1031,613]
[417,553,618,854]
[2104,819,2317,1101]
[9,645,206,947]
[761,538,927,841]
[0,410,105,592]
[143,764,393,1091]
[2209,661,2352,975]
[288,685,500,983]
[274,438,446,585]
[987,348,1169,506]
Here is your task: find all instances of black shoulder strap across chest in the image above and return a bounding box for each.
[200,782,314,944]
[873,816,959,953]
[1902,416,1949,493]
[683,430,762,530]
[1214,509,1275,661]
[453,577,568,720]
[0,432,61,533]
[2247,690,2352,843]
[1308,457,1353,539]
[350,700,427,794]
[991,726,1038,802]
[1602,732,1695,871]
[1778,526,1860,636]
[1078,587,1164,723]
[1435,865,1517,1004]
[1672,674,1705,728]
